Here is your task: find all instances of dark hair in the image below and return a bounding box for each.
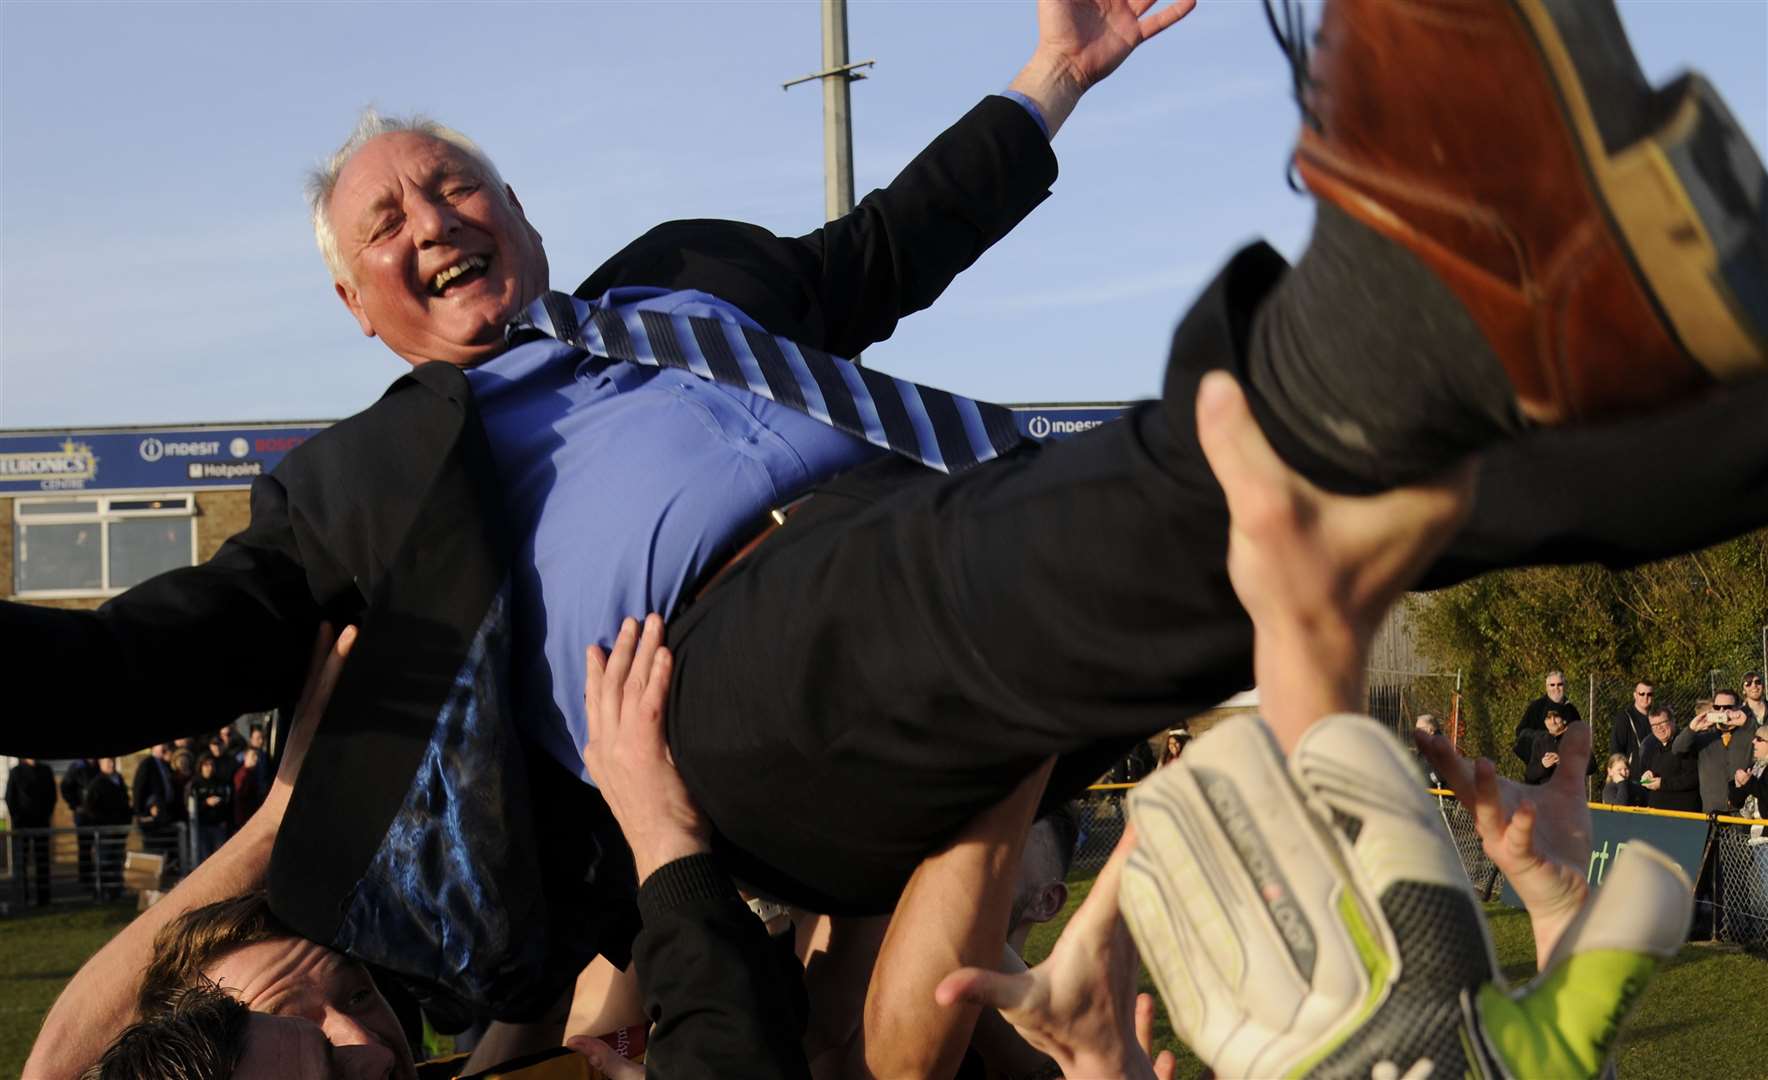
[83,983,250,1080]
[1649,707,1672,722]
[1034,802,1082,879]
[1543,707,1563,721]
[1715,688,1739,704]
[138,893,291,1018]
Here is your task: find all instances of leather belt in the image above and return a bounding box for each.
[693,497,807,601]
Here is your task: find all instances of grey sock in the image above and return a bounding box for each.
[1247,203,1525,487]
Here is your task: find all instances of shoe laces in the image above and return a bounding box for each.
[1263,0,1321,191]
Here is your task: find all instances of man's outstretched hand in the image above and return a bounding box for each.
[1194,370,1475,748]
[1417,722,1594,966]
[1009,0,1195,138]
[936,827,1175,1080]
[583,615,709,884]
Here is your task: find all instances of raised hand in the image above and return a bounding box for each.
[582,614,708,883]
[1418,721,1594,965]
[1008,0,1195,138]
[936,828,1173,1080]
[1034,0,1194,91]
[1194,370,1474,747]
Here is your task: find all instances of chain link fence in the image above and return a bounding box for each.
[1714,823,1768,949]
[1075,772,1768,956]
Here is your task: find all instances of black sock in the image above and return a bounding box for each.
[1246,203,1525,489]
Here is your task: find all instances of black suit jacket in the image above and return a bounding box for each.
[0,96,1056,1017]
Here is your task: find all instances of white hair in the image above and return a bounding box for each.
[305,108,508,284]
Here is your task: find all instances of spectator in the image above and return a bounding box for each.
[1727,729,1768,828]
[1524,707,1592,785]
[1600,753,1639,807]
[1007,805,1078,957]
[1158,729,1190,767]
[1638,708,1702,812]
[1672,688,1759,814]
[232,748,266,829]
[169,743,196,789]
[216,723,246,768]
[1513,670,1582,766]
[82,757,132,900]
[246,725,274,789]
[131,742,184,875]
[1743,672,1767,726]
[61,756,99,891]
[5,757,56,906]
[1609,680,1655,779]
[187,756,233,867]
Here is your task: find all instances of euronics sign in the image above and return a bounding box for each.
[0,426,327,495]
[0,405,1130,495]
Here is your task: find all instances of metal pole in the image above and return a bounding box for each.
[821,0,856,222]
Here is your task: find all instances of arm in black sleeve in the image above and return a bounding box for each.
[633,855,811,1080]
[1522,734,1553,784]
[1512,699,1543,764]
[0,474,320,758]
[575,96,1057,359]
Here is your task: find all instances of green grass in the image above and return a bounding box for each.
[3,892,1762,1077]
[1023,877,1768,1079]
[0,902,136,1075]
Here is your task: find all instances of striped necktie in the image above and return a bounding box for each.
[508,291,1023,474]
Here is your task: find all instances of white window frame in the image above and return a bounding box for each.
[13,492,199,599]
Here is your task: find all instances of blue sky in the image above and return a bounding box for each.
[2,1,1764,428]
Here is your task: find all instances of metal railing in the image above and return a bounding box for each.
[0,823,191,913]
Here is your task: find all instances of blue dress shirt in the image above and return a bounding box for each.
[466,288,883,777]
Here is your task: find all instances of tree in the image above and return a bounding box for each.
[1408,533,1768,779]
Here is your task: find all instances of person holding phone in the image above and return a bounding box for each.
[1674,689,1760,813]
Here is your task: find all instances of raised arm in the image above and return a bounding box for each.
[855,757,1055,1080]
[23,625,353,1079]
[580,616,810,1080]
[576,3,1193,363]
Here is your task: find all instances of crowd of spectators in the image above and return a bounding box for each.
[1507,669,1767,825]
[2,724,275,903]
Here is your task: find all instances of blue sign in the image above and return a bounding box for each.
[0,426,328,495]
[0,404,1131,496]
[1496,804,1710,909]
[1010,404,1132,441]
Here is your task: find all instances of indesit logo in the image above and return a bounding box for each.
[1028,415,1051,438]
[140,437,221,462]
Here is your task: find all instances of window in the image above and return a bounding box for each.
[13,494,197,597]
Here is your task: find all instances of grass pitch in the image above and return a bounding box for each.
[1,891,1761,1076]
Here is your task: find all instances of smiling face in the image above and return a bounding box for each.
[205,936,414,1080]
[1544,712,1567,737]
[1544,673,1566,702]
[328,131,548,368]
[1649,712,1674,743]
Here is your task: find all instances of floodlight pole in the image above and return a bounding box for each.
[821,0,857,221]
[782,0,874,222]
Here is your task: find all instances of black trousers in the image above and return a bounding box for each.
[10,831,51,905]
[668,244,1768,915]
